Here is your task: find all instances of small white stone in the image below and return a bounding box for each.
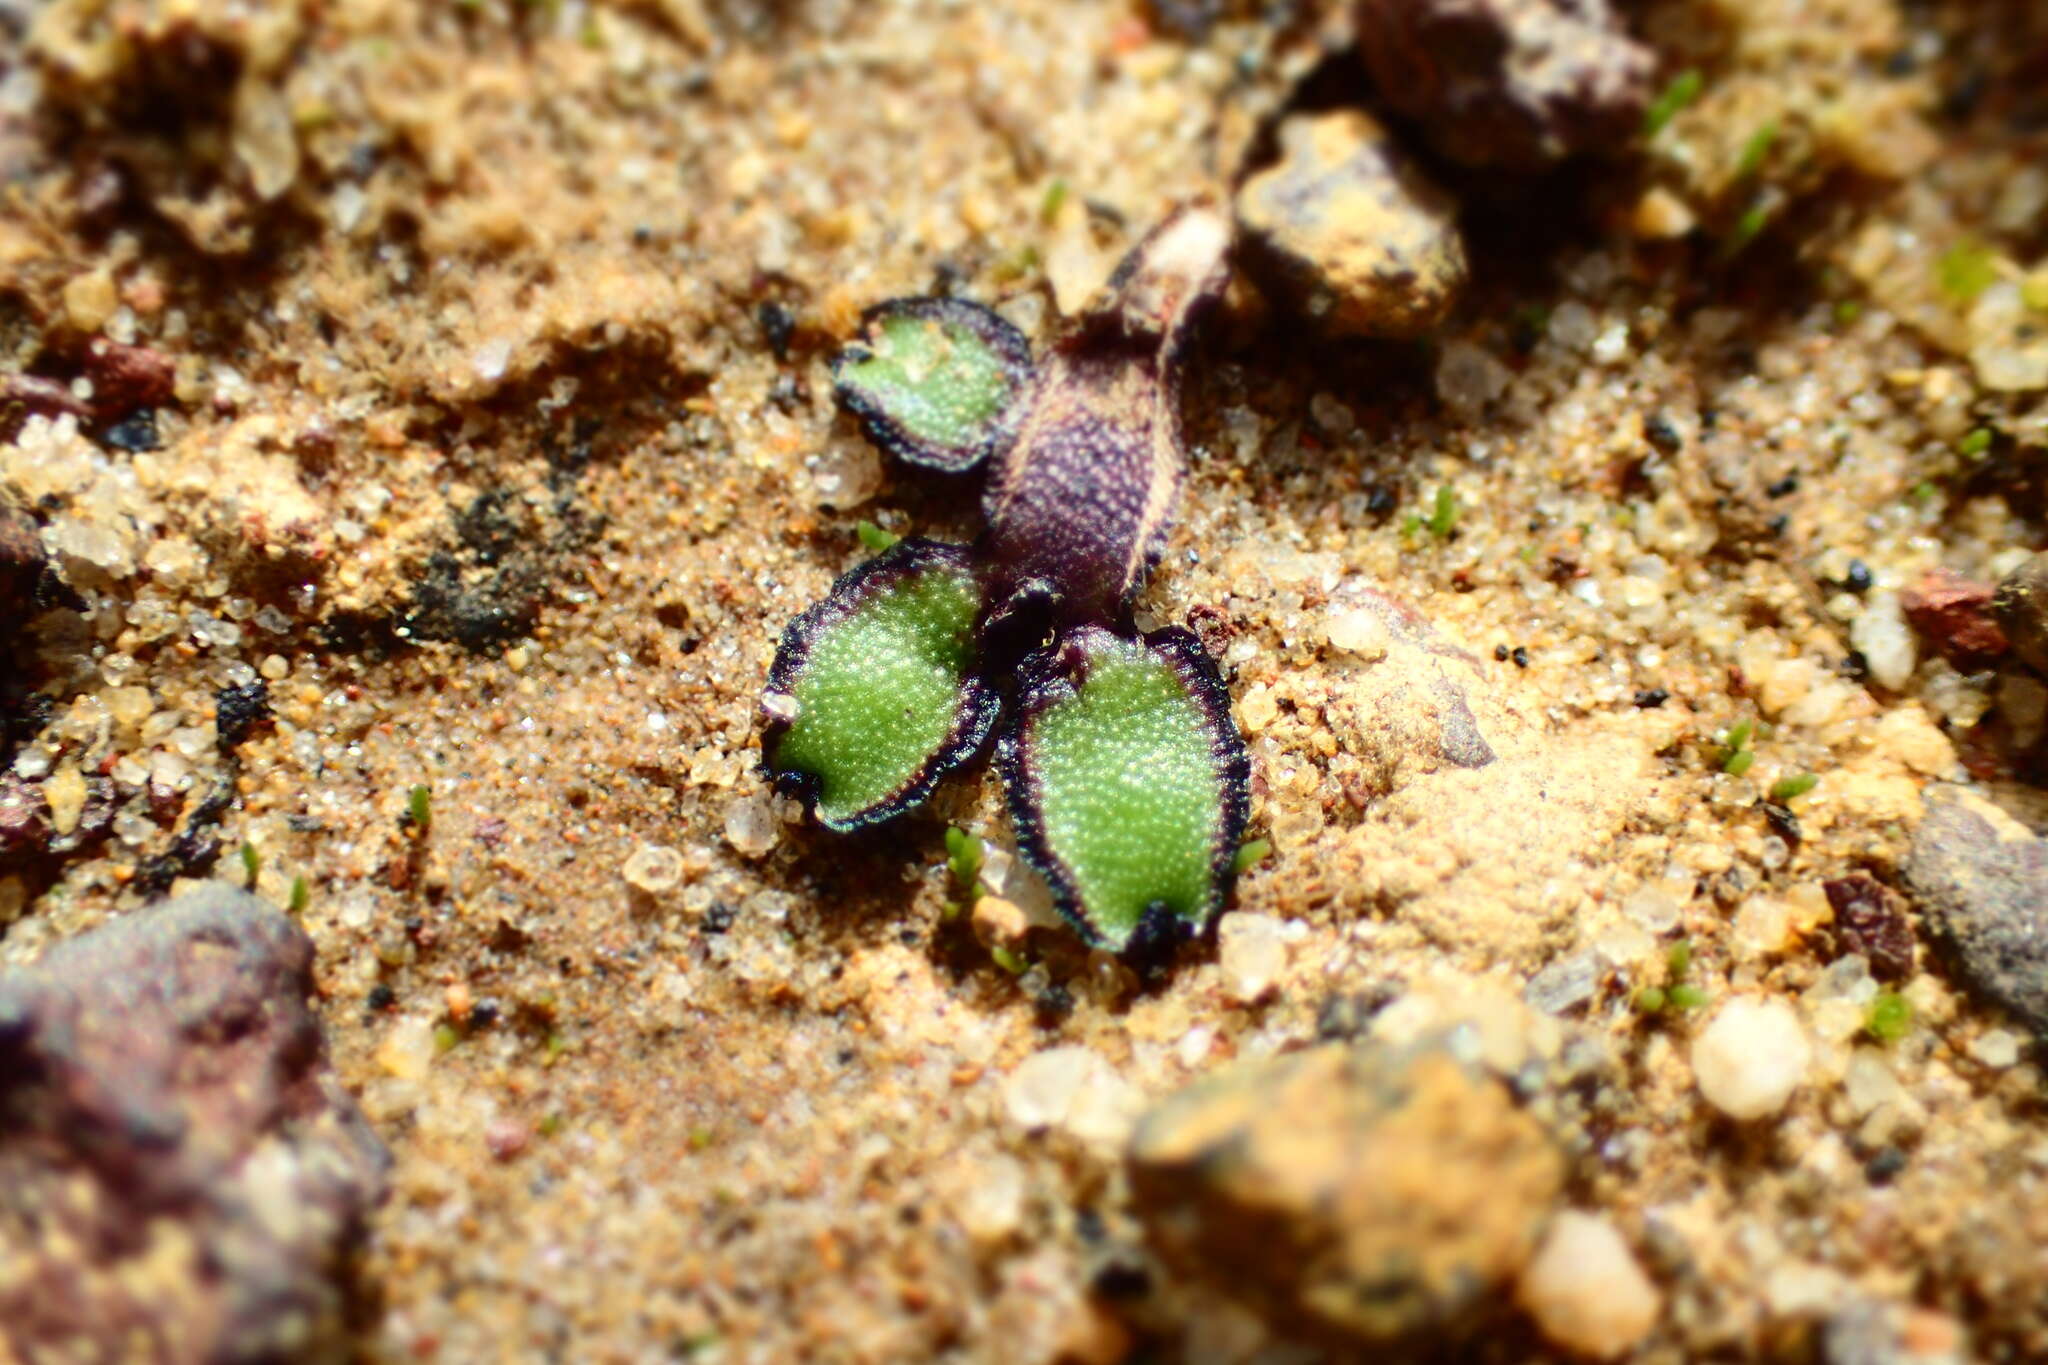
[951,1153,1027,1246]
[1434,339,1510,417]
[722,791,778,858]
[622,842,685,894]
[1323,605,1390,660]
[43,766,87,836]
[1763,1260,1850,1319]
[1970,1029,2021,1069]
[1217,913,1287,1004]
[1843,1048,1901,1116]
[1692,997,1812,1120]
[1517,1210,1661,1359]
[1849,592,1916,691]
[1004,1045,1139,1148]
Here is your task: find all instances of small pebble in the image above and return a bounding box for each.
[1517,1210,1661,1359]
[484,1118,530,1161]
[1849,593,1916,690]
[722,791,779,858]
[1217,913,1287,1004]
[622,842,685,894]
[1524,952,1599,1015]
[1692,997,1812,1119]
[1324,606,1390,660]
[1843,1049,1901,1116]
[1968,1029,2020,1069]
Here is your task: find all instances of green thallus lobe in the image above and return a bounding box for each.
[830,298,1033,474]
[762,540,996,831]
[765,205,1249,959]
[1001,627,1249,958]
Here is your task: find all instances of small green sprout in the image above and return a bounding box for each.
[1400,513,1424,539]
[1770,772,1819,802]
[1718,718,1757,774]
[856,520,901,553]
[1040,178,1069,225]
[1726,200,1770,253]
[1833,299,1863,326]
[543,1032,570,1064]
[990,943,1027,974]
[1938,239,1999,304]
[1735,120,1779,179]
[1911,480,1938,505]
[688,1126,715,1151]
[1231,838,1272,875]
[1958,427,1993,459]
[1427,485,1459,538]
[537,1112,566,1138]
[1643,69,1703,137]
[408,783,432,831]
[240,841,260,886]
[1635,937,1708,1017]
[945,826,983,894]
[1866,990,1913,1044]
[289,875,310,914]
[1668,983,1710,1011]
[433,1023,460,1054]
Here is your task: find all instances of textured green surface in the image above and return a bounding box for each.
[775,560,981,827]
[1029,638,1221,944]
[840,311,1017,453]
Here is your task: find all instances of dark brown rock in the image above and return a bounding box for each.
[1235,110,1467,339]
[1128,1036,1563,1348]
[1354,0,1654,170]
[0,772,49,859]
[0,886,389,1364]
[81,338,177,419]
[1901,567,2010,671]
[1994,551,2048,677]
[0,502,44,619]
[1824,874,1916,983]
[1904,785,2048,1036]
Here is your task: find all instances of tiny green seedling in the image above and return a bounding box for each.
[856,520,901,553]
[1866,991,1913,1044]
[1769,772,1819,802]
[289,875,310,914]
[1734,120,1779,179]
[240,841,260,886]
[408,783,432,831]
[1231,839,1272,875]
[1642,69,1702,137]
[1718,717,1757,776]
[1937,240,1998,304]
[1635,937,1708,1017]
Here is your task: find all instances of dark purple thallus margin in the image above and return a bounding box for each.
[760,538,1001,833]
[828,298,1035,475]
[995,623,1252,960]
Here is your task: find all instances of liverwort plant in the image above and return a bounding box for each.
[761,206,1251,962]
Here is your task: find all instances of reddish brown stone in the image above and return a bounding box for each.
[1354,0,1653,170]
[0,887,389,1363]
[1901,567,2010,671]
[1823,873,1916,983]
[81,339,177,417]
